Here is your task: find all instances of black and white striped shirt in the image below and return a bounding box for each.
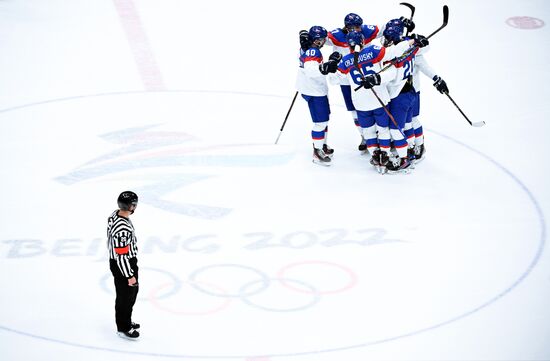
[107,210,138,278]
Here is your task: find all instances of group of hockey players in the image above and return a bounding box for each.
[295,12,449,173]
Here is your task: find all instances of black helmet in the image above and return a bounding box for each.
[117,191,138,211]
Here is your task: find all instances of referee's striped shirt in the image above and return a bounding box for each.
[107,210,138,278]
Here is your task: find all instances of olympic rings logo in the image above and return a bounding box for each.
[100,261,358,314]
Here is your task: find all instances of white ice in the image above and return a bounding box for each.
[0,0,549,360]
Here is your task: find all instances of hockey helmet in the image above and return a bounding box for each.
[382,25,404,46]
[308,25,328,40]
[385,18,404,30]
[346,31,365,48]
[118,191,138,211]
[344,13,363,28]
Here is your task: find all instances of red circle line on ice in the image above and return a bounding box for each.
[505,16,545,29]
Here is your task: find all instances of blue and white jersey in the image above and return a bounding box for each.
[326,24,382,56]
[337,41,411,111]
[386,42,420,99]
[326,24,383,86]
[295,47,328,96]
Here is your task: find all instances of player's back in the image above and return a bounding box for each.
[338,45,391,110]
[296,47,328,96]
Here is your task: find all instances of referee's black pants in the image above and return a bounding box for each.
[110,257,139,332]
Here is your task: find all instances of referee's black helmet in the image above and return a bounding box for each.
[117,191,138,211]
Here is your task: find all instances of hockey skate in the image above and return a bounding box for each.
[322,144,334,158]
[370,149,389,174]
[117,327,140,340]
[386,156,412,174]
[370,149,380,167]
[358,137,367,152]
[313,146,332,166]
[378,150,390,174]
[407,147,416,168]
[369,149,381,173]
[414,144,426,163]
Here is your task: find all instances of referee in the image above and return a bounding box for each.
[107,191,140,340]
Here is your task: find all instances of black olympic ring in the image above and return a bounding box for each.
[148,280,232,316]
[187,263,271,298]
[239,277,321,312]
[99,266,182,301]
[182,262,356,312]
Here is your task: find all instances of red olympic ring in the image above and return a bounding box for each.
[276,260,359,295]
[148,280,232,316]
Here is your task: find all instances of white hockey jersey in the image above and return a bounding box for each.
[295,47,328,96]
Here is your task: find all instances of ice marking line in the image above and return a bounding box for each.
[276,260,358,295]
[0,92,545,359]
[112,0,165,90]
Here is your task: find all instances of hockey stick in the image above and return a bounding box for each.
[400,2,415,36]
[354,5,449,91]
[400,2,415,19]
[427,5,449,39]
[444,92,485,127]
[352,51,406,139]
[275,91,299,144]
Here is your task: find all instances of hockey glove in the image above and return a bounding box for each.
[432,75,449,94]
[299,30,312,51]
[328,51,342,63]
[319,61,338,75]
[400,16,415,33]
[412,34,429,48]
[360,73,381,89]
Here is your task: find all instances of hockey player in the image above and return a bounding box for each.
[296,25,342,166]
[301,13,415,151]
[337,31,423,172]
[410,53,450,162]
[383,22,429,172]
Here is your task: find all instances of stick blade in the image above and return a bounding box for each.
[399,2,415,17]
[472,121,486,127]
[443,5,449,25]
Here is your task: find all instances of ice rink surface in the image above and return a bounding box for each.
[0,0,549,360]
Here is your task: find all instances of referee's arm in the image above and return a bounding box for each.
[113,230,134,279]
